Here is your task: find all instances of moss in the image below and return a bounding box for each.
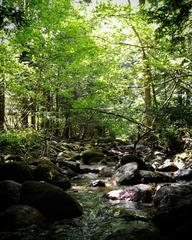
[20,181,83,219]
[0,205,44,231]
[0,162,33,183]
[0,180,21,212]
[82,148,104,164]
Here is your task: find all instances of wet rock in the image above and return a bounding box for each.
[120,154,148,170]
[99,167,115,177]
[59,166,77,179]
[20,181,83,219]
[0,180,21,212]
[114,162,139,185]
[156,163,179,172]
[58,160,80,173]
[173,169,192,181]
[139,170,174,184]
[80,164,104,174]
[106,184,154,203]
[33,162,71,190]
[105,221,160,240]
[0,162,33,183]
[0,205,44,231]
[152,182,192,235]
[82,148,104,164]
[89,179,106,187]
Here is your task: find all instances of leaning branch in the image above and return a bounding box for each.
[89,35,154,49]
[69,107,152,129]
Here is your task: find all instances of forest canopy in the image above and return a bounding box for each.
[0,0,191,147]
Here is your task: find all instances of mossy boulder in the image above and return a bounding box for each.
[114,162,139,185]
[152,182,192,234]
[0,180,21,212]
[0,205,44,231]
[82,148,104,164]
[139,170,174,184]
[0,162,33,183]
[58,160,80,173]
[33,163,71,190]
[20,181,83,219]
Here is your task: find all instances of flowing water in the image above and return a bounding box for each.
[0,174,136,240]
[0,174,155,240]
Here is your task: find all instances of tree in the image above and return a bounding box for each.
[146,0,192,43]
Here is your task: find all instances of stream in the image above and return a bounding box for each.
[0,172,154,240]
[0,141,192,240]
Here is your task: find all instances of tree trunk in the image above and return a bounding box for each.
[31,99,36,129]
[21,99,29,128]
[131,25,153,126]
[0,81,5,131]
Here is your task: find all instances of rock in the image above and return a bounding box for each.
[105,221,160,240]
[0,205,44,231]
[89,180,106,187]
[20,181,83,219]
[120,154,148,170]
[173,169,192,181]
[99,167,115,177]
[34,159,58,168]
[80,164,104,174]
[59,166,77,179]
[114,162,139,185]
[106,184,154,203]
[156,163,179,172]
[4,155,22,161]
[51,178,71,190]
[33,163,71,190]
[152,182,192,235]
[0,162,33,183]
[58,160,80,173]
[139,170,174,184]
[82,148,104,164]
[113,207,154,222]
[0,180,21,212]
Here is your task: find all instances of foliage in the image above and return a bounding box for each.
[146,0,192,42]
[0,128,44,154]
[0,0,191,145]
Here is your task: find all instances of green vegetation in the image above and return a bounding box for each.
[0,0,191,150]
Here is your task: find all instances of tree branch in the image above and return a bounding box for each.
[69,107,152,129]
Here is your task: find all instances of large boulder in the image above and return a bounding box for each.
[0,180,21,212]
[20,181,83,219]
[173,169,192,181]
[82,148,104,164]
[152,182,192,236]
[58,160,80,173]
[33,162,71,190]
[120,154,148,170]
[0,162,33,183]
[139,170,174,184]
[114,162,139,185]
[0,205,44,231]
[106,184,154,203]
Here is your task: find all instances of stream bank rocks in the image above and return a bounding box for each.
[152,182,192,237]
[106,184,155,203]
[21,181,83,219]
[0,180,83,230]
[0,140,192,239]
[0,205,44,231]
